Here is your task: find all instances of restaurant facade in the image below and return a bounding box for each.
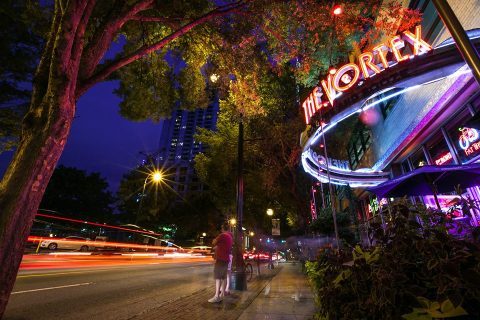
[301,0,480,226]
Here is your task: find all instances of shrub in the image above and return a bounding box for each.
[305,201,480,320]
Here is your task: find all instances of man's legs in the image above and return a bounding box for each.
[223,271,230,295]
[209,260,227,303]
[209,278,223,303]
[215,279,222,297]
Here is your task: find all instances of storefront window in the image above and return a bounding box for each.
[447,108,480,164]
[411,148,427,169]
[401,161,411,173]
[470,93,480,113]
[427,133,454,166]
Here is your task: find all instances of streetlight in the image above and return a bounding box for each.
[266,208,274,216]
[210,73,219,83]
[137,170,163,222]
[332,4,342,16]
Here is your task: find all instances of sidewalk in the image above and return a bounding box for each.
[132,262,317,320]
[238,262,316,320]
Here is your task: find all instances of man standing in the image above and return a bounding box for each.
[208,222,233,303]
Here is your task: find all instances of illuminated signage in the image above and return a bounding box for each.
[458,127,480,152]
[464,140,480,156]
[301,25,432,124]
[434,152,453,165]
[318,155,350,171]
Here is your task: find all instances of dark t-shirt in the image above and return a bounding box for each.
[213,232,233,262]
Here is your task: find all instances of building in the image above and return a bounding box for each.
[157,104,218,198]
[301,1,480,226]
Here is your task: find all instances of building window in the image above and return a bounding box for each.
[401,160,411,173]
[427,133,453,166]
[446,108,480,164]
[347,121,372,170]
[411,148,427,169]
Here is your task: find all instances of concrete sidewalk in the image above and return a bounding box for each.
[238,262,316,320]
[132,262,316,320]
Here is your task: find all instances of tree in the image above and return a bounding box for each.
[309,207,356,245]
[0,0,420,315]
[195,62,313,235]
[0,1,50,153]
[40,165,114,222]
[161,193,223,240]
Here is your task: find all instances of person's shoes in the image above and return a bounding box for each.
[208,296,223,303]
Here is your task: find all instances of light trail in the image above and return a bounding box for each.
[28,236,180,252]
[35,213,164,237]
[19,254,212,271]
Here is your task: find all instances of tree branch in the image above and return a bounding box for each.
[71,0,97,81]
[77,1,247,98]
[130,15,185,23]
[50,0,92,79]
[31,1,62,108]
[80,0,155,80]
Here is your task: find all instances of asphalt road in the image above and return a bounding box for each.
[4,256,213,320]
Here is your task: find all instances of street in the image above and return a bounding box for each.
[4,254,213,320]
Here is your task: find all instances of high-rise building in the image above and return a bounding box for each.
[157,104,219,198]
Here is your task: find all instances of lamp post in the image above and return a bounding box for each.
[314,4,342,252]
[137,170,163,223]
[230,117,248,291]
[431,0,480,86]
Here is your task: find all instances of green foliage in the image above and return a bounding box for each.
[160,192,223,240]
[0,0,49,153]
[306,201,480,320]
[115,53,177,121]
[309,207,356,244]
[194,62,311,234]
[40,165,114,222]
[402,297,468,320]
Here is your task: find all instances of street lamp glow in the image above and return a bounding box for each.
[210,73,219,83]
[202,232,207,237]
[152,171,163,182]
[249,231,254,237]
[332,4,342,15]
[229,218,237,226]
[266,208,274,216]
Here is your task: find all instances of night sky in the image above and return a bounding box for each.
[0,81,162,193]
[0,40,163,193]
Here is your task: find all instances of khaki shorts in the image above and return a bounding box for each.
[214,260,228,279]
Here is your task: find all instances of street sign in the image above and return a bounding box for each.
[272,219,280,235]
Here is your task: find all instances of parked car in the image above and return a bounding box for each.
[40,236,91,252]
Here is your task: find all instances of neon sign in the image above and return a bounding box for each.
[458,127,479,150]
[434,152,453,165]
[301,25,432,124]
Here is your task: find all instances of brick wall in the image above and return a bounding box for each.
[433,0,480,46]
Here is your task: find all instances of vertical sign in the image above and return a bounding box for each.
[272,219,280,236]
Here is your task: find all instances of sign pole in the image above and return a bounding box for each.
[432,0,480,86]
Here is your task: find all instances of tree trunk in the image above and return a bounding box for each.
[0,92,75,317]
[0,1,85,316]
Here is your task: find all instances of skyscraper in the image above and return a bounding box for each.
[157,103,219,198]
